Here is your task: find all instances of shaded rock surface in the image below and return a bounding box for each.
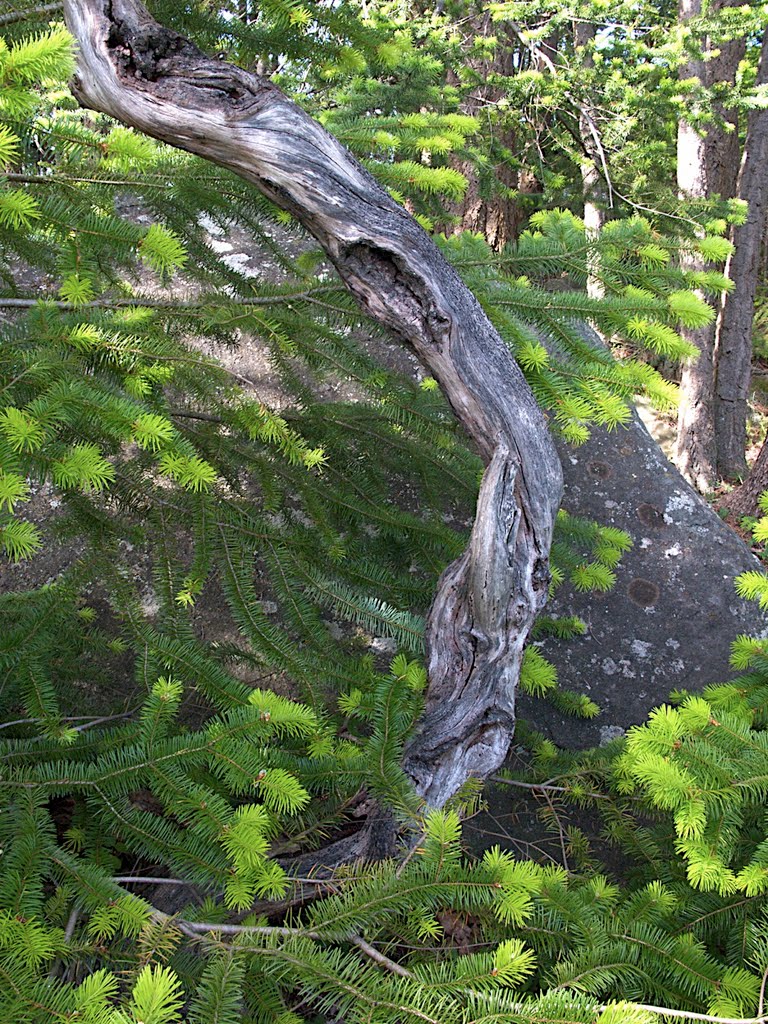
[518,410,768,749]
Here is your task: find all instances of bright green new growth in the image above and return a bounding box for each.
[615,687,768,895]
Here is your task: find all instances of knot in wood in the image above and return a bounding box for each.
[107,4,195,81]
[532,558,551,589]
[460,626,490,653]
[343,241,450,345]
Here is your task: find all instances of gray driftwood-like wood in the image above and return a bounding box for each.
[63,0,563,807]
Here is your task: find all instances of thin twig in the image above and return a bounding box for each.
[611,188,703,230]
[113,876,195,886]
[580,104,615,208]
[490,774,612,801]
[505,21,616,206]
[69,710,137,732]
[542,786,570,873]
[174,919,322,940]
[164,913,413,979]
[4,171,168,186]
[0,718,46,731]
[1,710,137,733]
[349,936,414,979]
[0,2,62,26]
[62,907,79,942]
[27,709,138,742]
[289,876,343,885]
[47,906,78,980]
[506,22,559,74]
[169,409,225,424]
[0,288,339,312]
[624,1005,768,1024]
[395,829,426,878]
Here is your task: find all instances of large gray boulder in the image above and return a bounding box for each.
[518,411,768,749]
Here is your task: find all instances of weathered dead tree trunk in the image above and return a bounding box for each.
[714,32,768,481]
[63,0,562,808]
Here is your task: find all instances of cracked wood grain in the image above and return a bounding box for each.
[63,0,562,807]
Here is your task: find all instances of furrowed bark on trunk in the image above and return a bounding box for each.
[444,12,528,250]
[702,1,744,202]
[450,124,525,250]
[63,0,563,809]
[675,280,718,493]
[727,433,768,519]
[442,8,558,249]
[714,33,768,481]
[675,0,742,493]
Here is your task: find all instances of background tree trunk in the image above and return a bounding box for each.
[675,0,743,492]
[442,5,560,249]
[727,434,768,518]
[714,32,768,481]
[574,20,607,302]
[63,0,563,809]
[702,2,744,200]
[445,11,528,249]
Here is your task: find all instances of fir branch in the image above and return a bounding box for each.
[169,409,224,424]
[0,713,134,731]
[166,915,413,977]
[0,288,339,310]
[45,906,78,982]
[349,936,414,979]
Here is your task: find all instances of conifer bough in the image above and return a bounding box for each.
[63,0,563,807]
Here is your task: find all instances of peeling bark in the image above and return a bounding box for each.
[63,0,562,807]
